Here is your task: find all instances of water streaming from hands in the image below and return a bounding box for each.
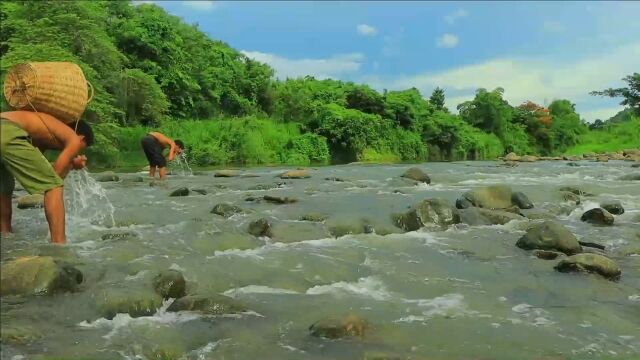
[65,168,116,228]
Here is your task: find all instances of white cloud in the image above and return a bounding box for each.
[381,42,639,121]
[542,20,565,34]
[444,9,468,24]
[436,34,459,48]
[182,1,218,12]
[357,24,377,36]
[241,51,365,80]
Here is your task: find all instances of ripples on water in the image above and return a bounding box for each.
[1,161,639,359]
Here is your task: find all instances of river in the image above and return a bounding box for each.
[1,160,639,360]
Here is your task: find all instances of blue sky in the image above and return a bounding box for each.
[136,1,640,121]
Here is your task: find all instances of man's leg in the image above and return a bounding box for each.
[149,166,156,178]
[0,193,12,233]
[159,167,166,180]
[44,186,65,244]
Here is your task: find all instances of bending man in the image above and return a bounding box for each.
[0,111,94,244]
[140,132,184,180]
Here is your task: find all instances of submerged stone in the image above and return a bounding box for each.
[516,221,582,255]
[263,195,298,204]
[400,167,431,184]
[191,188,207,195]
[393,198,459,231]
[309,314,368,339]
[96,171,120,182]
[533,250,563,260]
[153,269,186,299]
[580,208,614,226]
[98,289,163,319]
[554,253,621,281]
[600,200,624,215]
[211,203,243,217]
[0,256,83,296]
[169,187,190,197]
[17,194,44,209]
[248,218,273,237]
[167,294,246,315]
[279,170,310,179]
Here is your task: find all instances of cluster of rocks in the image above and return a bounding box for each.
[501,148,640,163]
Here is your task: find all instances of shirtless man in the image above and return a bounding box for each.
[0,111,94,244]
[140,132,184,180]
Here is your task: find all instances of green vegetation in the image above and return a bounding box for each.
[0,1,637,169]
[565,114,640,155]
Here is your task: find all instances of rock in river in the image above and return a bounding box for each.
[515,221,582,255]
[153,270,186,299]
[169,187,190,197]
[400,167,431,184]
[0,256,83,296]
[167,294,246,315]
[511,191,534,209]
[98,289,163,319]
[96,171,120,182]
[17,194,44,209]
[279,170,310,179]
[600,200,624,215]
[460,185,521,209]
[393,198,459,231]
[554,253,621,281]
[248,218,273,237]
[211,203,243,217]
[263,195,298,204]
[580,208,614,226]
[456,207,525,226]
[504,152,520,161]
[214,170,240,177]
[309,314,368,339]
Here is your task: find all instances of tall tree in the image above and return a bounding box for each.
[429,87,447,112]
[590,73,640,115]
[457,88,513,139]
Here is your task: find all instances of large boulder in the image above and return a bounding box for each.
[169,187,189,197]
[167,294,246,315]
[17,194,44,209]
[511,191,534,209]
[214,170,240,177]
[96,171,120,182]
[400,167,431,184]
[554,254,621,281]
[393,198,459,231]
[211,203,243,218]
[309,314,368,339]
[460,185,514,209]
[600,201,624,215]
[580,208,614,226]
[456,208,525,226]
[520,155,538,162]
[153,270,186,299]
[504,152,520,161]
[515,221,582,255]
[0,256,83,296]
[279,170,310,179]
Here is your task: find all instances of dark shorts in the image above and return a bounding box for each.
[140,134,166,168]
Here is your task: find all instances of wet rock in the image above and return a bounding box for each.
[520,209,555,220]
[98,289,163,319]
[167,294,246,315]
[456,207,525,226]
[560,191,581,204]
[631,163,640,168]
[325,177,346,182]
[559,186,591,196]
[309,314,368,339]
[100,231,138,241]
[263,195,298,204]
[279,170,310,179]
[618,173,640,181]
[596,156,609,162]
[393,198,459,231]
[169,187,189,197]
[400,167,431,184]
[504,152,520,161]
[299,213,329,222]
[511,191,534,209]
[567,162,581,167]
[214,170,240,177]
[460,185,514,209]
[554,254,621,280]
[153,270,186,299]
[515,221,582,255]
[534,250,563,260]
[248,183,280,191]
[520,155,538,162]
[211,203,243,217]
[248,218,272,237]
[455,197,473,209]
[600,200,624,215]
[0,256,83,296]
[16,194,44,209]
[580,208,614,226]
[96,171,120,182]
[191,188,207,195]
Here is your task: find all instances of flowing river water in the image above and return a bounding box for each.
[1,160,639,360]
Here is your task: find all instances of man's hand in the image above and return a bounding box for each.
[71,155,87,170]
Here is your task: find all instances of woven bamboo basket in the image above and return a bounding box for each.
[3,62,93,124]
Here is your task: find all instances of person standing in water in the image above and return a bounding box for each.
[140,132,184,180]
[0,111,94,244]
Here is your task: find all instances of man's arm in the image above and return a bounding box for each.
[151,132,177,161]
[52,137,84,178]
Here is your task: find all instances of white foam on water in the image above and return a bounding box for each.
[511,303,555,327]
[628,294,640,302]
[393,315,429,323]
[278,343,306,354]
[306,276,393,301]
[223,285,300,297]
[404,293,476,318]
[182,339,226,360]
[565,200,602,220]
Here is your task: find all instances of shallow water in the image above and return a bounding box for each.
[2,161,639,360]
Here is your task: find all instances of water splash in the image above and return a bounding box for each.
[172,152,193,176]
[64,168,115,227]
